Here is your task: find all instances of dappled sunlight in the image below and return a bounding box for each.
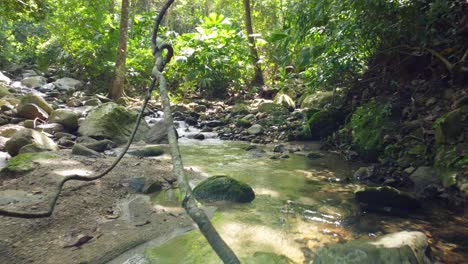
[38,158,82,166]
[254,187,280,198]
[53,168,93,177]
[219,222,305,263]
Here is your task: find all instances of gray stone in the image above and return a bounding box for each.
[54,77,83,92]
[36,123,66,134]
[409,166,441,194]
[82,139,116,152]
[306,151,324,160]
[0,124,24,137]
[78,102,150,145]
[127,146,164,157]
[314,231,431,264]
[21,69,39,78]
[49,109,79,131]
[145,120,169,144]
[71,143,99,156]
[5,128,58,157]
[353,167,370,180]
[83,98,101,106]
[247,124,263,135]
[124,195,152,226]
[128,177,162,194]
[21,76,46,88]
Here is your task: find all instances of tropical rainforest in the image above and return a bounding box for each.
[0,0,466,263]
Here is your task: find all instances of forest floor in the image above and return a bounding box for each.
[0,150,203,264]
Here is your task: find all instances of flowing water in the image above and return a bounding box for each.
[139,139,467,263]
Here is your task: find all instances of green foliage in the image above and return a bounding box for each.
[350,99,395,161]
[166,13,252,98]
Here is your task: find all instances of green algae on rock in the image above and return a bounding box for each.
[0,152,59,179]
[78,102,150,145]
[307,108,344,139]
[193,175,255,203]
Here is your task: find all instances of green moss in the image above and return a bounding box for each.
[350,99,395,161]
[307,109,344,139]
[128,146,165,157]
[0,84,11,98]
[193,175,255,203]
[236,118,252,128]
[434,106,468,145]
[231,103,250,115]
[1,152,59,178]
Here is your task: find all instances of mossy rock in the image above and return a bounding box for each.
[307,109,344,139]
[49,109,79,131]
[434,106,468,145]
[18,93,53,114]
[231,103,250,115]
[193,175,255,203]
[300,91,334,109]
[349,99,396,161]
[0,85,11,98]
[1,152,59,179]
[78,102,150,145]
[236,118,252,128]
[5,128,58,157]
[127,146,165,157]
[257,102,288,115]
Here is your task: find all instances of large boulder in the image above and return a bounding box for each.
[21,76,47,88]
[78,102,150,145]
[273,93,295,111]
[300,91,334,109]
[314,231,431,264]
[193,175,255,203]
[247,124,264,135]
[17,93,53,114]
[307,109,344,139]
[49,109,79,131]
[145,120,169,144]
[5,128,58,156]
[54,77,83,92]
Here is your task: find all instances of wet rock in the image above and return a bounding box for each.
[193,175,255,203]
[204,120,225,127]
[21,76,47,88]
[184,116,198,126]
[49,109,79,131]
[17,103,49,120]
[54,77,83,92]
[193,133,205,140]
[78,102,150,145]
[5,128,58,157]
[58,138,75,147]
[314,231,431,264]
[72,143,99,156]
[247,124,263,135]
[18,93,53,114]
[355,186,421,210]
[127,146,164,157]
[0,152,59,178]
[55,132,76,140]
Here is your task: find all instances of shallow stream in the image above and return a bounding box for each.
[131,139,467,263]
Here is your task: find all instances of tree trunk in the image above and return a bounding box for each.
[109,0,130,100]
[243,0,264,86]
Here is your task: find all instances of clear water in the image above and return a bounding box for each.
[143,141,467,263]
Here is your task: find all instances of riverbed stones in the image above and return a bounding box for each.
[314,231,431,264]
[72,143,100,156]
[127,146,164,157]
[193,175,255,203]
[5,128,58,157]
[145,120,169,144]
[49,109,79,131]
[78,102,150,145]
[81,139,116,152]
[21,76,47,88]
